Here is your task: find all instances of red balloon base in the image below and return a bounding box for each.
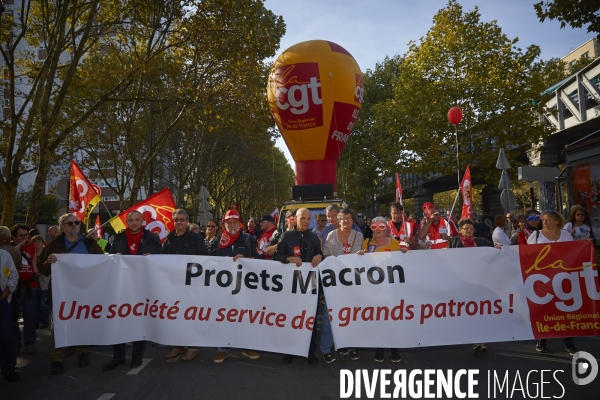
[295,159,337,192]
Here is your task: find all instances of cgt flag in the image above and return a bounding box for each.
[271,208,280,225]
[108,188,176,243]
[95,215,102,237]
[69,160,101,229]
[460,165,472,220]
[395,172,403,205]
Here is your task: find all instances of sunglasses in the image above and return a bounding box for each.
[371,223,387,231]
[287,216,297,221]
[526,215,540,222]
[64,221,81,226]
[207,225,217,228]
[575,213,585,216]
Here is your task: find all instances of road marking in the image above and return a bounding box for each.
[97,394,116,400]
[126,358,152,375]
[166,355,181,363]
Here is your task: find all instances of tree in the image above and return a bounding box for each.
[72,1,287,217]
[0,0,285,227]
[534,0,600,40]
[337,55,405,216]
[374,0,565,186]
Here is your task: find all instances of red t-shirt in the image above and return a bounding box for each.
[18,242,38,289]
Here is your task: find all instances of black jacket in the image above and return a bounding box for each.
[211,232,258,258]
[109,229,163,255]
[162,229,208,255]
[273,228,323,263]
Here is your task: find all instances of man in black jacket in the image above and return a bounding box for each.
[273,208,323,365]
[103,210,163,372]
[211,208,260,364]
[163,209,207,362]
[38,214,105,375]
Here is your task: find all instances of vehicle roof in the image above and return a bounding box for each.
[280,199,346,211]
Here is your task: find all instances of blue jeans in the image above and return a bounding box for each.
[11,287,39,347]
[0,299,17,374]
[320,301,354,354]
[37,289,50,324]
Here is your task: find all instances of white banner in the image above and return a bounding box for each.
[52,254,318,357]
[320,246,535,349]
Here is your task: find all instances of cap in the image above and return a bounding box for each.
[260,214,275,223]
[223,209,240,221]
[421,201,435,211]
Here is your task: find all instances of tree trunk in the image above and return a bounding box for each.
[0,180,19,226]
[26,148,53,227]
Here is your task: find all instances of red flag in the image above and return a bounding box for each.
[460,166,472,220]
[395,172,403,205]
[271,208,280,225]
[95,215,103,237]
[108,188,176,244]
[69,160,101,228]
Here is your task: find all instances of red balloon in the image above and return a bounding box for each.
[447,106,463,125]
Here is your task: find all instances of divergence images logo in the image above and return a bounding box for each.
[572,351,598,385]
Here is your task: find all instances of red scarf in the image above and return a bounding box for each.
[125,229,143,254]
[459,235,477,248]
[219,231,241,249]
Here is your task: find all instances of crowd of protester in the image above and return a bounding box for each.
[0,202,596,382]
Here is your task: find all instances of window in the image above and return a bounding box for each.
[38,48,47,60]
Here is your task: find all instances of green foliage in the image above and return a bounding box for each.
[338,55,405,216]
[373,1,564,184]
[0,0,286,226]
[534,0,600,39]
[0,188,59,224]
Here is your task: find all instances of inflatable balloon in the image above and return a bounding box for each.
[447,106,463,125]
[268,40,363,191]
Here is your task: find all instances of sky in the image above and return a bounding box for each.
[262,0,595,167]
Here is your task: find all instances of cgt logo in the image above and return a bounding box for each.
[274,63,322,115]
[572,351,598,385]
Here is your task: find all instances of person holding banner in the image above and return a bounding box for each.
[211,208,261,364]
[321,208,364,363]
[418,202,451,249]
[448,219,496,353]
[38,214,104,375]
[359,216,403,362]
[163,209,208,363]
[388,202,417,250]
[274,208,323,365]
[103,210,163,371]
[526,210,578,355]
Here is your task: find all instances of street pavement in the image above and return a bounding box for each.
[2,324,599,399]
